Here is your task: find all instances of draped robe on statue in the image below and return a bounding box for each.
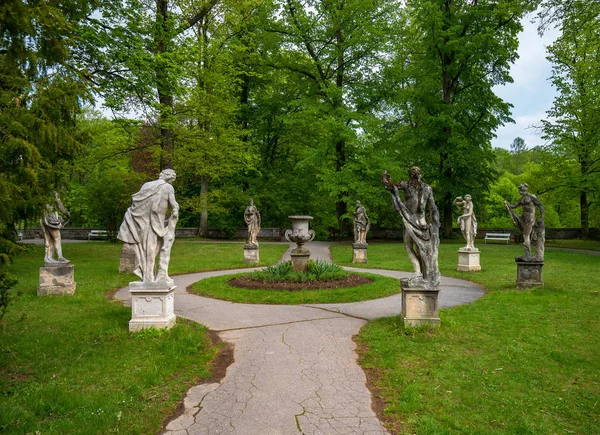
[118,179,177,282]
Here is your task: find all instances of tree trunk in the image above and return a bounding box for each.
[156,0,174,170]
[580,190,589,238]
[334,17,348,236]
[198,176,209,238]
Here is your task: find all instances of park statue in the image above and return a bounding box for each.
[353,200,370,247]
[453,195,478,250]
[504,183,545,262]
[382,167,440,288]
[40,191,71,265]
[244,199,261,246]
[118,169,179,286]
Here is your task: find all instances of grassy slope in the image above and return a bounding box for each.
[331,242,600,434]
[0,242,288,434]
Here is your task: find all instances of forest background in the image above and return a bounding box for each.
[1,1,598,281]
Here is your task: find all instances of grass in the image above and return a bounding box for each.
[331,242,600,434]
[545,238,600,251]
[189,272,400,304]
[0,241,288,434]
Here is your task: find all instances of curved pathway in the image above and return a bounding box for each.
[115,242,485,435]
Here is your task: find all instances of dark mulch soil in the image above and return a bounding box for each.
[228,274,373,291]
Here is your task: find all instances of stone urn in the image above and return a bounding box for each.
[285,215,316,271]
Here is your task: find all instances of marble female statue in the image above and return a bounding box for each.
[40,191,71,265]
[244,199,261,246]
[382,167,440,288]
[453,195,477,250]
[353,200,370,246]
[118,169,179,284]
[504,183,545,261]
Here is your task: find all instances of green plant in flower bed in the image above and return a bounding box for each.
[250,260,348,283]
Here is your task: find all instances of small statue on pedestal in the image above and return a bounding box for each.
[353,201,370,247]
[244,199,261,247]
[453,195,477,251]
[504,183,545,288]
[41,191,71,265]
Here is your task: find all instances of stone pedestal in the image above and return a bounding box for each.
[119,243,137,274]
[352,244,367,264]
[290,252,310,272]
[129,282,176,331]
[400,278,440,327]
[243,244,259,264]
[457,248,481,271]
[37,263,76,296]
[516,260,544,289]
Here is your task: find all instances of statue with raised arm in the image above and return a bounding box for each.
[353,200,370,247]
[453,195,477,250]
[504,183,545,262]
[118,169,179,286]
[382,167,440,288]
[40,191,71,265]
[244,199,261,246]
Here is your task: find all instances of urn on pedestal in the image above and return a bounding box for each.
[284,216,315,271]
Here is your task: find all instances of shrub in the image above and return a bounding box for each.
[250,260,347,283]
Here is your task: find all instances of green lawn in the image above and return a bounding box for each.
[331,242,600,434]
[189,272,400,304]
[0,241,287,434]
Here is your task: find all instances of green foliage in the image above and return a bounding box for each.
[251,260,348,283]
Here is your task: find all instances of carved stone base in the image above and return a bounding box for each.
[457,248,481,272]
[119,243,137,274]
[352,246,367,264]
[243,245,259,264]
[129,285,176,332]
[400,278,440,327]
[290,252,310,272]
[37,264,76,296]
[516,260,544,289]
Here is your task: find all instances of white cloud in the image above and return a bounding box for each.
[492,12,561,150]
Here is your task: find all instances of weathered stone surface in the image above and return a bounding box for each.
[285,216,315,271]
[400,278,440,327]
[352,246,367,264]
[290,253,310,272]
[244,199,261,246]
[454,194,478,250]
[129,285,176,331]
[457,248,481,272]
[37,264,76,296]
[243,245,259,264]
[353,200,370,245]
[118,242,137,274]
[516,260,544,288]
[505,183,546,262]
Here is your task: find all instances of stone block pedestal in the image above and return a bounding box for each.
[516,260,544,289]
[38,263,76,296]
[243,245,259,264]
[129,283,176,331]
[352,244,367,264]
[400,278,440,327]
[457,248,481,272]
[290,252,310,272]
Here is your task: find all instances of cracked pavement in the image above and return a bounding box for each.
[114,242,485,435]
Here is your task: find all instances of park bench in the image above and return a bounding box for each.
[88,230,109,240]
[484,232,511,245]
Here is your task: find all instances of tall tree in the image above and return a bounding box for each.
[388,0,533,237]
[541,1,600,237]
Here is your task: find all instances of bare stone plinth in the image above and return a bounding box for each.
[37,263,76,296]
[118,243,137,274]
[457,248,481,271]
[290,252,310,272]
[516,260,544,289]
[352,245,367,264]
[129,284,176,331]
[400,278,440,327]
[243,244,259,264]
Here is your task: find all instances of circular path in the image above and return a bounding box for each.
[115,242,485,435]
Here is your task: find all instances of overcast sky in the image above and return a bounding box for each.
[491,13,561,150]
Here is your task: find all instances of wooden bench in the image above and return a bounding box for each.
[484,232,511,245]
[88,230,109,240]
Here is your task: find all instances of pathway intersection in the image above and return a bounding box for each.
[116,242,484,435]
